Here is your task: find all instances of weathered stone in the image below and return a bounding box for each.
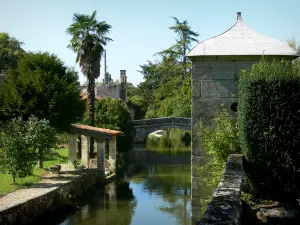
[49,165,60,174]
[259,202,299,219]
[0,168,115,225]
[133,117,191,143]
[198,154,243,225]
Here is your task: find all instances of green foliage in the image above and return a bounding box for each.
[156,17,199,76]
[238,59,300,197]
[136,17,196,119]
[83,97,135,151]
[0,117,36,182]
[0,32,25,72]
[139,57,191,118]
[0,52,84,132]
[146,129,191,152]
[102,72,113,85]
[197,105,240,189]
[200,104,240,162]
[288,37,300,54]
[26,116,58,168]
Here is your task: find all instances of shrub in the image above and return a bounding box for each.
[26,116,58,168]
[238,59,300,197]
[200,104,240,162]
[198,105,240,188]
[0,118,36,182]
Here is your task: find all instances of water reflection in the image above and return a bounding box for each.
[56,146,195,225]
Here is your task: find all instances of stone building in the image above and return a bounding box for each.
[80,70,137,119]
[80,70,128,101]
[186,12,299,221]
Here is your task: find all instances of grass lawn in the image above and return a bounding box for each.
[0,148,68,195]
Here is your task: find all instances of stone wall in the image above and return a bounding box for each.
[0,169,113,225]
[198,154,244,225]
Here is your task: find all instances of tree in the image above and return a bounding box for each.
[288,37,300,54]
[157,17,199,77]
[83,97,135,151]
[27,116,58,168]
[0,52,84,132]
[0,32,25,73]
[0,117,36,183]
[102,72,113,84]
[67,10,113,155]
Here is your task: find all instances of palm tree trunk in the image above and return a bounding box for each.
[87,78,95,156]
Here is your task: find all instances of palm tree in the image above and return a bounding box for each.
[67,10,112,156]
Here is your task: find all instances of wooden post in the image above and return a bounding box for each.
[108,136,117,173]
[81,135,90,168]
[96,139,105,181]
[68,135,77,167]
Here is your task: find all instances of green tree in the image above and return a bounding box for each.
[0,32,25,73]
[288,37,300,54]
[136,17,197,119]
[67,10,113,155]
[0,117,36,183]
[83,97,135,151]
[27,116,58,168]
[102,72,113,84]
[0,52,84,132]
[157,17,199,77]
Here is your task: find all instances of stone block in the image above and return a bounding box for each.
[201,79,232,98]
[198,154,244,225]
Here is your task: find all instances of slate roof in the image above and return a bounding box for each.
[187,12,299,58]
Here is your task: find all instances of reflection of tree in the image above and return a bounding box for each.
[133,165,191,224]
[61,181,137,225]
[102,181,137,225]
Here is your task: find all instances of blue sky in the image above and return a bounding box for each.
[0,0,299,85]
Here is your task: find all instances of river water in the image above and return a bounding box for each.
[41,146,213,225]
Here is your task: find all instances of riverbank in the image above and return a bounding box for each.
[0,165,115,225]
[0,148,68,195]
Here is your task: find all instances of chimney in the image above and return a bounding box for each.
[120,70,127,83]
[237,12,242,21]
[119,70,127,101]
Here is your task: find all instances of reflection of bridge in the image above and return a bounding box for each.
[133,117,191,143]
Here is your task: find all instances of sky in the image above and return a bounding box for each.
[0,0,299,86]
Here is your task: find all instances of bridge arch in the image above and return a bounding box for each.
[133,117,191,143]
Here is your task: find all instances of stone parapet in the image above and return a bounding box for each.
[0,169,115,225]
[198,154,244,225]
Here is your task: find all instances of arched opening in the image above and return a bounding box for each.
[144,128,191,152]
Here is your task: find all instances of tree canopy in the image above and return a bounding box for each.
[0,32,25,72]
[0,52,84,132]
[129,17,197,119]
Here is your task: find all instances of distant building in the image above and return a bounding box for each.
[80,70,127,101]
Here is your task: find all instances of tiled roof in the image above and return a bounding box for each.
[71,124,122,136]
[187,12,299,57]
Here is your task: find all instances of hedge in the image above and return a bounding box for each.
[238,59,300,197]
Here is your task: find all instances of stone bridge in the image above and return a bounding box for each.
[133,117,191,143]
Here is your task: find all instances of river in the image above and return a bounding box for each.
[36,145,214,225]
